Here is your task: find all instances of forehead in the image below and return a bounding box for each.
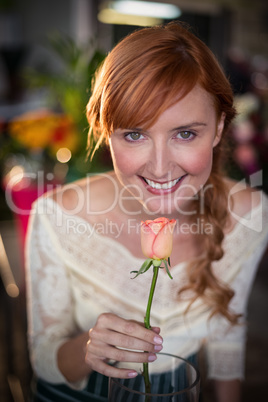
[165,86,215,114]
[134,85,216,130]
[106,63,201,134]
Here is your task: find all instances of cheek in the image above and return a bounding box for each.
[111,147,142,176]
[183,147,213,175]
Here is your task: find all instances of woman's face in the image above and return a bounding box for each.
[109,85,225,217]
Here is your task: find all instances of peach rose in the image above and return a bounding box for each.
[141,217,176,260]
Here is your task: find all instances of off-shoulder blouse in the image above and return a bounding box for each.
[25,193,268,388]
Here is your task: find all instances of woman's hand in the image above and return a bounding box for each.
[85,312,163,378]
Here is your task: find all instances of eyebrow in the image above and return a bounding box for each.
[123,127,144,132]
[169,122,207,132]
[120,122,208,133]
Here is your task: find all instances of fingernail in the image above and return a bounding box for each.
[154,336,162,345]
[128,371,138,378]
[148,354,157,362]
[154,345,163,352]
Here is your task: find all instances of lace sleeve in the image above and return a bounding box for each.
[25,201,87,388]
[205,234,268,381]
[205,320,247,381]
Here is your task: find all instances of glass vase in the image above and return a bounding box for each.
[109,353,200,401]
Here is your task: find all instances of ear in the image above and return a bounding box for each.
[213,112,226,147]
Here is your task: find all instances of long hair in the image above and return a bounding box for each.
[86,22,239,324]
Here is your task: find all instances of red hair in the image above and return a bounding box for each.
[87,22,235,149]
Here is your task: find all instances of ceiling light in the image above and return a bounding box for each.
[111,1,181,19]
[98,1,181,26]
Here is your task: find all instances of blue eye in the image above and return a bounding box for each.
[177,131,195,140]
[125,132,144,141]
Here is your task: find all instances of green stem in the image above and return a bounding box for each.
[143,264,160,401]
[144,264,159,328]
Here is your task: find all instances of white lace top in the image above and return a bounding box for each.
[25,193,268,388]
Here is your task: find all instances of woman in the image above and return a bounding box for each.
[26,22,268,401]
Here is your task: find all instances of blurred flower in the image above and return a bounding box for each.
[233,93,259,124]
[9,110,79,155]
[234,143,259,175]
[49,115,80,155]
[232,119,256,143]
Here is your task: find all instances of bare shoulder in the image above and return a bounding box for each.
[49,171,118,219]
[224,177,262,229]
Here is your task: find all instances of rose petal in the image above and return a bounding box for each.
[141,218,176,260]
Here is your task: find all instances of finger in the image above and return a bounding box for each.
[89,328,162,353]
[96,313,163,346]
[89,358,138,379]
[89,343,158,364]
[151,327,161,335]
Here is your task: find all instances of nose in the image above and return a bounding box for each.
[148,139,175,179]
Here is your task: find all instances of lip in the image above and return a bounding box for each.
[140,175,187,195]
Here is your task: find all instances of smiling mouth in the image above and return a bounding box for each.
[143,176,185,190]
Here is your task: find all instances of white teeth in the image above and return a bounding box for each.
[145,177,182,189]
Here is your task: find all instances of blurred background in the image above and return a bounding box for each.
[0,0,267,401]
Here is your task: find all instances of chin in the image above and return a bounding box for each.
[142,198,178,217]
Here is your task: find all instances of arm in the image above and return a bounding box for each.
[57,331,91,383]
[26,202,85,385]
[26,198,163,385]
